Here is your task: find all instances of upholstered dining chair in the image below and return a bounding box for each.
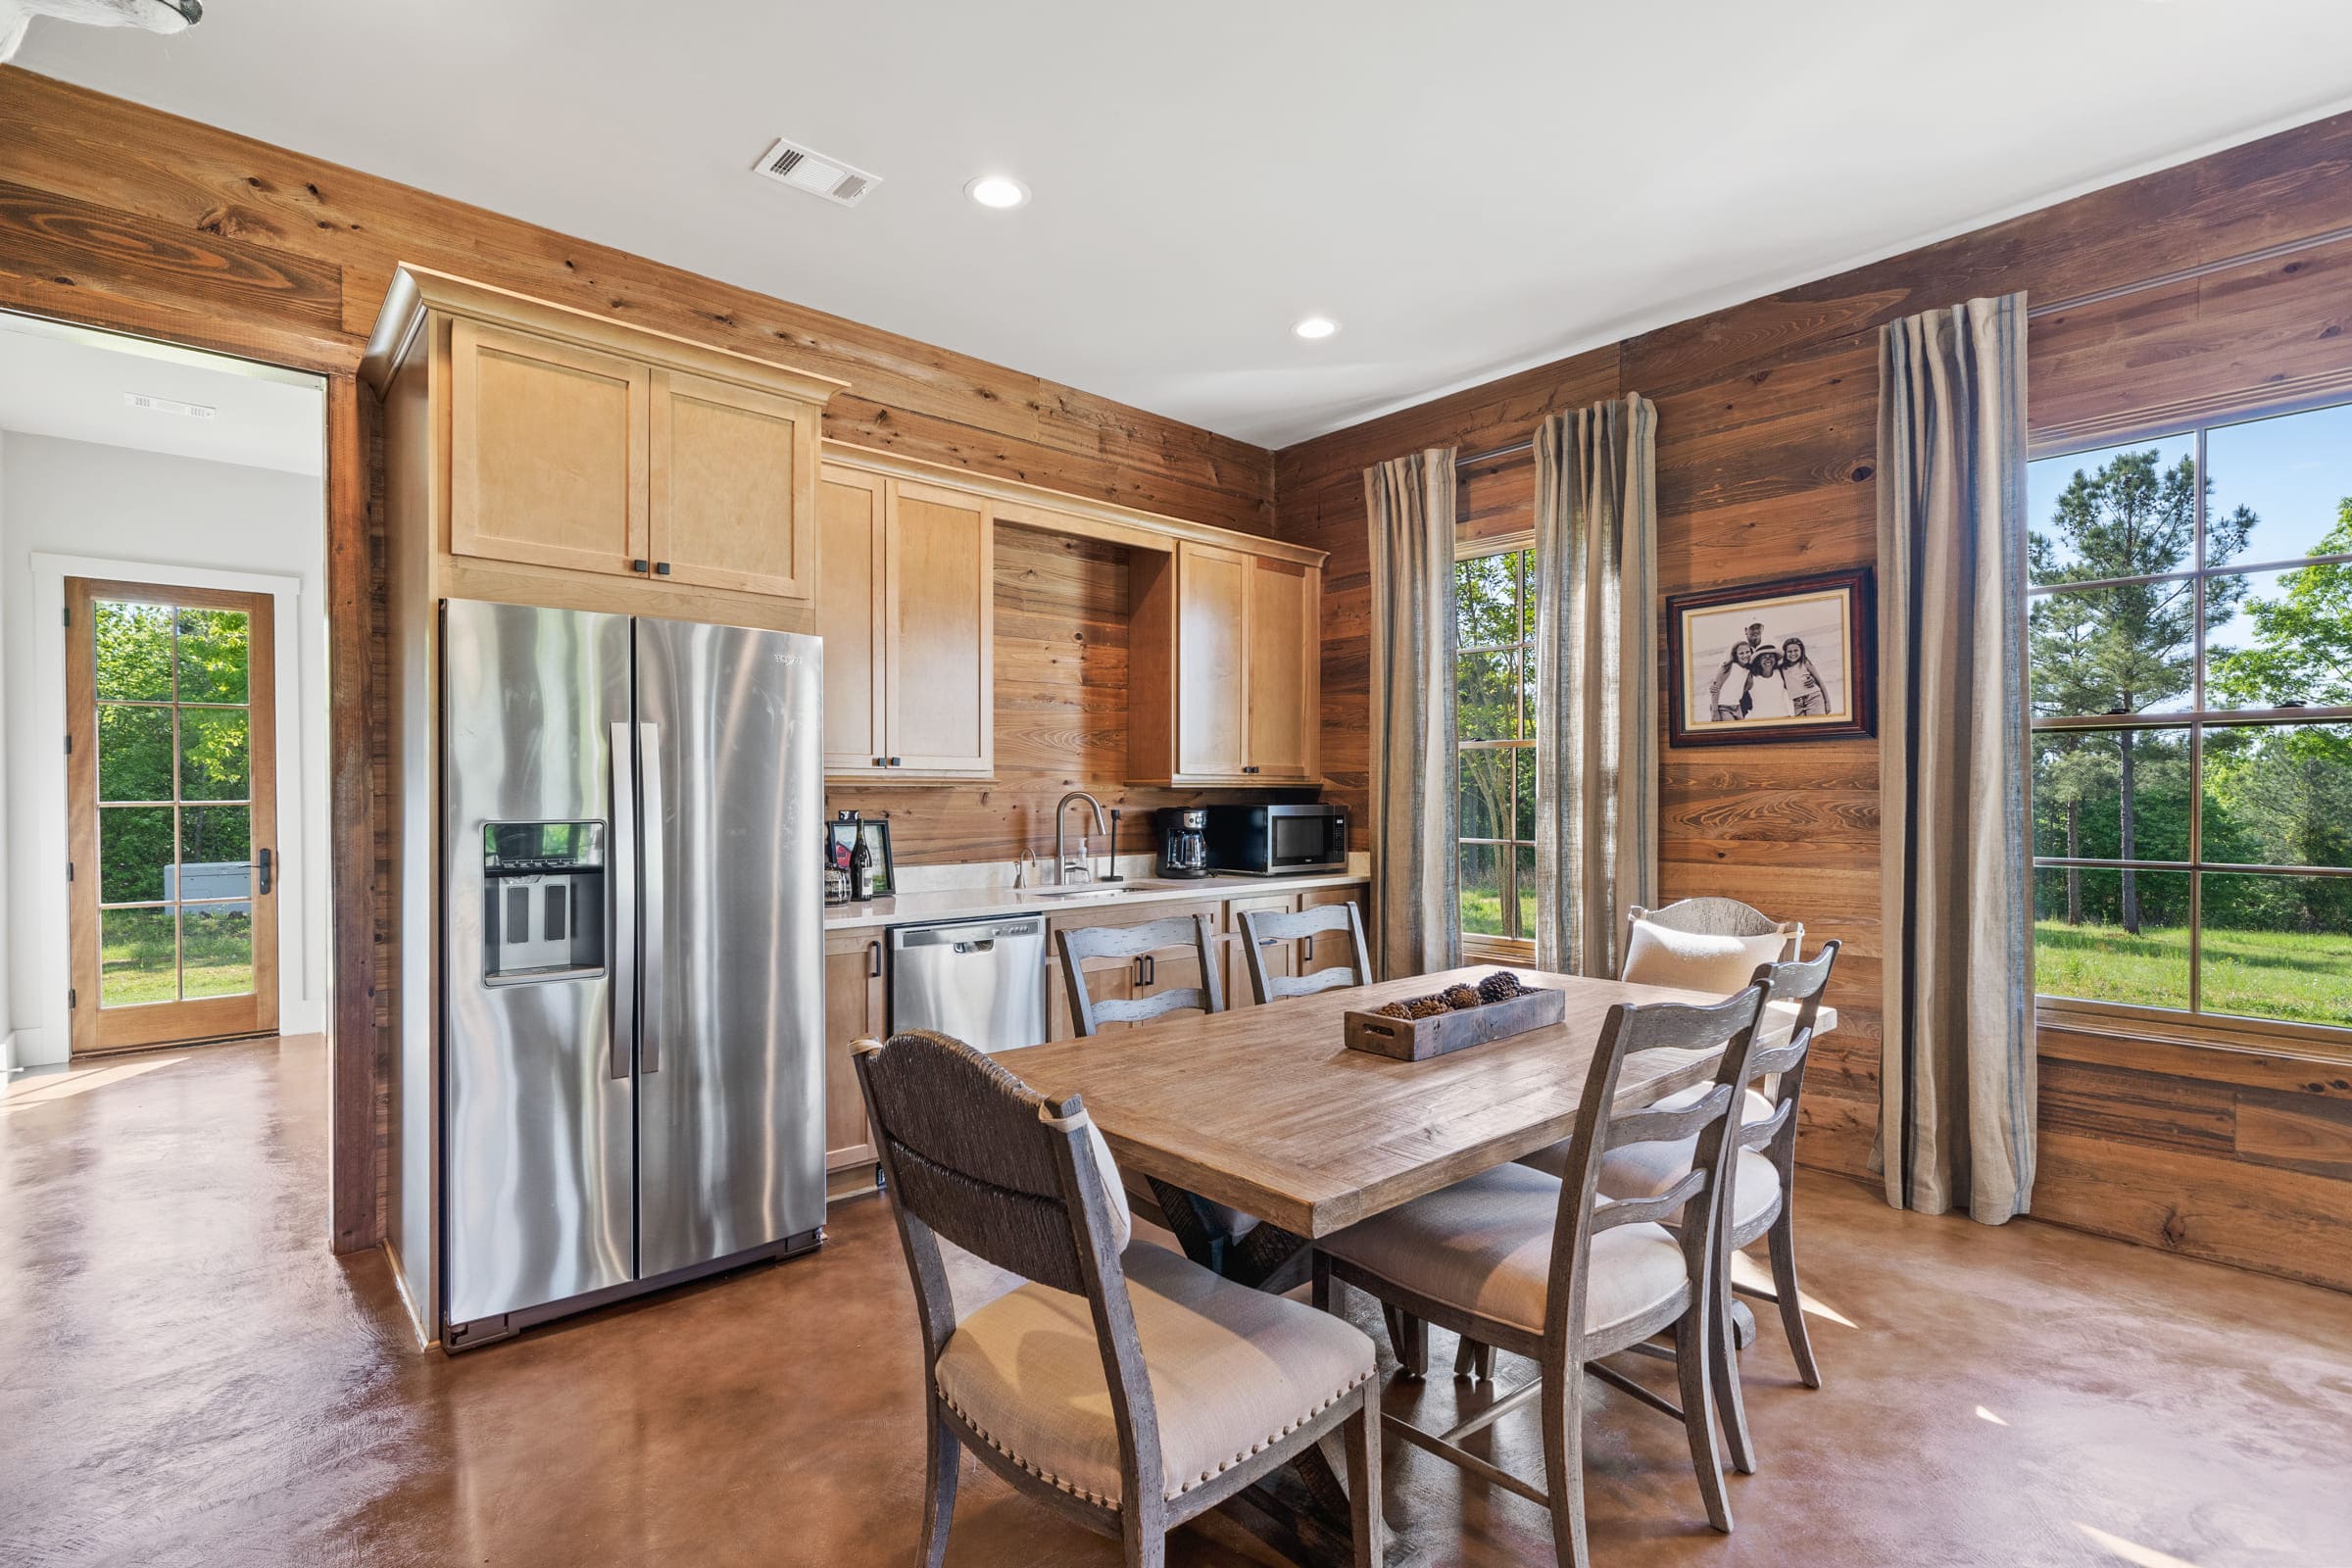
[1313,986,1773,1568]
[1567,942,1839,1476]
[1237,902,1373,1004]
[1057,914,1276,1283]
[1056,913,1225,1036]
[854,1029,1386,1568]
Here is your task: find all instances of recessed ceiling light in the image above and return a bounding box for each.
[1293,317,1340,341]
[965,175,1030,210]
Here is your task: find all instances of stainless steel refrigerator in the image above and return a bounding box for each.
[439,598,825,1349]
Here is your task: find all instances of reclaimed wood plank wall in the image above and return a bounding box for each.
[0,69,1277,1250]
[1275,109,2352,1291]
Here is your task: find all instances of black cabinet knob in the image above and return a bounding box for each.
[655,562,671,575]
[888,757,902,767]
[631,559,650,573]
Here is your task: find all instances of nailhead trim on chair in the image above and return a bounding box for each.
[938,1367,1374,1508]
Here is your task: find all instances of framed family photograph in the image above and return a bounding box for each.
[1666,567,1875,747]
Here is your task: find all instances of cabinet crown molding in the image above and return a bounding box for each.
[361,264,852,406]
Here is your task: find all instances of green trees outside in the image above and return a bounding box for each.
[2029,442,2352,1029]
[91,599,254,1004]
[1454,549,1535,940]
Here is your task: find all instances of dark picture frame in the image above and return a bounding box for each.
[1666,567,1876,748]
[826,817,897,898]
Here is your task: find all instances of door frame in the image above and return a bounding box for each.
[26,555,318,1060]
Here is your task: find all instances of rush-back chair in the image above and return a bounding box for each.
[1056,913,1224,1036]
[1584,942,1839,1475]
[1312,986,1772,1568]
[1237,902,1373,1004]
[854,1029,1386,1568]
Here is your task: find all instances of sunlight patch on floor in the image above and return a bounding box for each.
[1730,1247,1859,1328]
[2,1056,180,1111]
[1975,1405,2008,1426]
[2078,1522,2202,1568]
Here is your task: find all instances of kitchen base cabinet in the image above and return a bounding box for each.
[1298,886,1373,984]
[1044,901,1221,1040]
[822,930,885,1193]
[1224,892,1300,1010]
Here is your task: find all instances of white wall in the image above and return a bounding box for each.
[1,433,328,1064]
[0,434,11,1071]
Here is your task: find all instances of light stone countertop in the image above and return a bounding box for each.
[821,864,1371,933]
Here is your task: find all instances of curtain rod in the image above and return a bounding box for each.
[1443,221,2352,472]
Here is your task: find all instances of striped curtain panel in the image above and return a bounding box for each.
[1364,449,1461,979]
[1877,293,2035,1225]
[1532,397,1660,977]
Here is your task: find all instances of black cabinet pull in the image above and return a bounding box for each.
[867,940,882,979]
[888,757,902,767]
[631,559,650,573]
[1243,765,1260,774]
[873,757,884,767]
[655,562,671,575]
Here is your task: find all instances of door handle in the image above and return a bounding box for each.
[867,940,882,979]
[257,848,273,896]
[610,720,638,1082]
[638,721,664,1076]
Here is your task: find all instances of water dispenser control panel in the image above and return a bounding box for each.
[481,820,608,984]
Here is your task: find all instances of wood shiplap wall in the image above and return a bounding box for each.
[1276,110,2352,1291]
[0,69,1277,1251]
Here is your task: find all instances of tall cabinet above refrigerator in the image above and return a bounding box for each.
[440,599,826,1348]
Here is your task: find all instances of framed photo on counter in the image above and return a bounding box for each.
[827,816,896,899]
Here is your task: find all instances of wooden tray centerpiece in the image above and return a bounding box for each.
[1342,971,1565,1062]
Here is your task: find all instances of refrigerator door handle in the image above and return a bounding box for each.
[638,720,665,1076]
[609,720,638,1081]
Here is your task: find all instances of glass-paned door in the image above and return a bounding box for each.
[67,578,279,1054]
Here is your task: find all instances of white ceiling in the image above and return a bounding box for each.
[19,1,2352,449]
[0,318,324,473]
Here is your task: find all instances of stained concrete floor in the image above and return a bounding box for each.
[2,1035,2347,1568]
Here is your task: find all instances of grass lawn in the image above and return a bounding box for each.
[1461,888,1536,941]
[100,911,255,1008]
[2035,919,2352,1028]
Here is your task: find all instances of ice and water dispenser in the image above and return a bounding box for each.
[480,820,608,983]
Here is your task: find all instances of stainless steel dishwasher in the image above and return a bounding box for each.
[889,914,1050,1053]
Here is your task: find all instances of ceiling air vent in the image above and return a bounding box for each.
[753,137,881,208]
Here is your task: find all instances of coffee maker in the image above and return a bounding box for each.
[1156,808,1210,879]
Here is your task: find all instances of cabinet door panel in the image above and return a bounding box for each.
[450,318,648,575]
[1226,893,1299,1009]
[819,467,887,775]
[884,482,993,774]
[1177,543,1250,780]
[1299,886,1369,982]
[1245,558,1318,781]
[650,369,816,600]
[822,932,883,1175]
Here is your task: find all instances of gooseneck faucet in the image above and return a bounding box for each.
[1054,791,1109,887]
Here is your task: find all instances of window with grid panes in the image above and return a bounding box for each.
[1455,545,1536,954]
[2027,399,2352,1037]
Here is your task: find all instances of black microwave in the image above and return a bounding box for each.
[1201,804,1348,876]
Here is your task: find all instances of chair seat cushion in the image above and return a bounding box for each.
[934,1241,1373,1510]
[1317,1163,1688,1340]
[1592,1138,1784,1233]
[1515,1086,1773,1180]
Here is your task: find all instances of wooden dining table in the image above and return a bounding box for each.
[997,964,1835,1251]
[992,963,1835,1567]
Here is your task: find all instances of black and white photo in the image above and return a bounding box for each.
[1667,568,1876,746]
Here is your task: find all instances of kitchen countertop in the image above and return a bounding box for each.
[822,869,1371,933]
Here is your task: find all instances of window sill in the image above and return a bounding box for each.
[1461,935,1536,965]
[2035,1000,2352,1088]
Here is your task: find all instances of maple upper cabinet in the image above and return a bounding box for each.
[819,463,995,781]
[449,318,651,577]
[650,368,820,600]
[368,266,845,627]
[1131,541,1323,786]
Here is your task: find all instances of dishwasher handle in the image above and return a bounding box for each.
[953,939,995,955]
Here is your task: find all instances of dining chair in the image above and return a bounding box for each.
[1567,941,1839,1475]
[1313,985,1772,1568]
[1057,913,1276,1282]
[1237,901,1373,1004]
[1620,899,1802,992]
[854,1028,1386,1568]
[1056,913,1225,1036]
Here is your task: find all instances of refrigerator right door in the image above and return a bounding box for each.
[633,617,826,1281]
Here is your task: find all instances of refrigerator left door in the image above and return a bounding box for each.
[442,599,638,1331]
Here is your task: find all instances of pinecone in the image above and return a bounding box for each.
[1442,984,1484,1010]
[1405,996,1450,1020]
[1374,1002,1414,1020]
[1477,970,1524,1004]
